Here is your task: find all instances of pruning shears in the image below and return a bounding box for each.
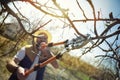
[25,34,91,76]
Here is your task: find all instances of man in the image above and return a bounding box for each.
[6,30,59,80]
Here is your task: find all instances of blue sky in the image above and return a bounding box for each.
[93,0,120,18]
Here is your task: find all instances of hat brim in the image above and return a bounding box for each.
[33,30,52,43]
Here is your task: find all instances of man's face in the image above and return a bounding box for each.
[36,36,48,45]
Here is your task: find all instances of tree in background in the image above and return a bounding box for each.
[0,0,120,79]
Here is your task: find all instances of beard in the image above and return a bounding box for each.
[36,41,47,49]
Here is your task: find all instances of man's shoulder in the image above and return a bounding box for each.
[24,45,32,48]
[24,45,33,55]
[22,45,32,52]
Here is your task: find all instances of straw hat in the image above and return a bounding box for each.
[32,30,52,43]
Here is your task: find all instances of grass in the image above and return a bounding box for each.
[58,61,91,80]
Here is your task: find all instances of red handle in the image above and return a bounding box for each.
[25,56,56,76]
[52,41,66,46]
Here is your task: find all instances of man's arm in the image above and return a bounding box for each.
[48,51,59,68]
[40,43,59,68]
[6,47,25,73]
[6,57,26,80]
[6,58,19,73]
[50,58,59,68]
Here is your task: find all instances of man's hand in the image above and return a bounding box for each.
[17,66,27,80]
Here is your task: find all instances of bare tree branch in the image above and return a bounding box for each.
[52,0,87,38]
[87,0,98,36]
[76,0,88,19]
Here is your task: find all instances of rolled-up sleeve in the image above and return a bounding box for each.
[14,47,25,61]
